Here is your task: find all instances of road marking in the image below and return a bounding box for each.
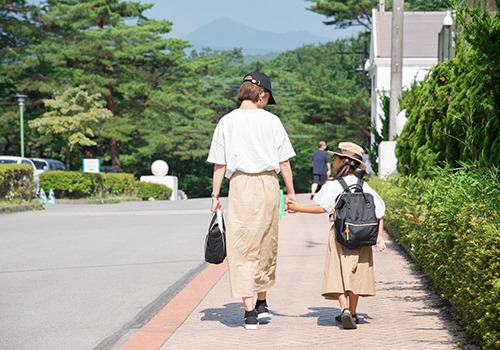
[118,261,227,350]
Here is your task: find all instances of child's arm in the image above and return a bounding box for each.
[375,217,386,252]
[287,200,327,214]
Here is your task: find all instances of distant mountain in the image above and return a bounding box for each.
[183,18,337,54]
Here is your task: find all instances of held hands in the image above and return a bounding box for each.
[284,193,296,205]
[375,236,386,252]
[284,193,298,214]
[286,199,299,214]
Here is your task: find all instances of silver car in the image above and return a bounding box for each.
[30,158,66,174]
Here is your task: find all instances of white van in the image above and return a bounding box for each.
[0,156,40,194]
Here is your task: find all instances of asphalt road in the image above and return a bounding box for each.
[0,198,218,350]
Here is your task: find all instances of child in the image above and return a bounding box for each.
[287,142,386,330]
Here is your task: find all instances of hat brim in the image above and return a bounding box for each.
[331,151,366,170]
[268,92,276,104]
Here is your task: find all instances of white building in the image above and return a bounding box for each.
[368,9,449,140]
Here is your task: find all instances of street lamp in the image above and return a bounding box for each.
[14,93,27,157]
[439,11,454,62]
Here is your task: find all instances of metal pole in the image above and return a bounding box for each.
[442,11,454,62]
[389,0,404,141]
[15,94,27,157]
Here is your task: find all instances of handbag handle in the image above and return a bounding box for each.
[216,209,225,234]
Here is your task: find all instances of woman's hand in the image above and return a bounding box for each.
[211,197,223,215]
[375,236,386,252]
[284,192,296,205]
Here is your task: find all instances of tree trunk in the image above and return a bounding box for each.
[65,146,71,170]
[104,81,120,169]
[109,138,120,169]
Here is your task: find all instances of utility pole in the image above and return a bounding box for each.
[389,0,404,141]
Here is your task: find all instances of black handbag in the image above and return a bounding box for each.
[204,209,226,264]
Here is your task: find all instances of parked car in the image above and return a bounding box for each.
[100,165,120,173]
[30,158,66,174]
[0,155,40,193]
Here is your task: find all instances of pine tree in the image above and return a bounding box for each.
[27,0,190,168]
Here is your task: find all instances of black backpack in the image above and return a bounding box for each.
[332,177,379,249]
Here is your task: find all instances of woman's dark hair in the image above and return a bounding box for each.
[237,82,266,104]
[332,156,360,180]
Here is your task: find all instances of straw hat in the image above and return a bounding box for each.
[330,142,366,170]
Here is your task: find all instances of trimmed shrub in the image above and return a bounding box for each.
[40,171,103,199]
[102,173,137,197]
[0,164,35,202]
[37,171,173,201]
[370,166,500,349]
[136,181,172,200]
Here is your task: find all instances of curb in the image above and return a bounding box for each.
[55,198,142,205]
[0,198,143,214]
[0,203,43,214]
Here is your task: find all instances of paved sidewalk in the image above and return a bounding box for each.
[122,194,462,350]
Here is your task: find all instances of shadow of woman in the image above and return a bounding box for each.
[199,302,245,328]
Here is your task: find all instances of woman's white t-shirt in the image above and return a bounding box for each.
[207,109,296,179]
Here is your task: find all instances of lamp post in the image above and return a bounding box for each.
[441,11,454,62]
[14,93,27,157]
[389,0,404,141]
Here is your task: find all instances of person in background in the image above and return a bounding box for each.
[207,72,296,330]
[287,142,386,330]
[310,141,331,199]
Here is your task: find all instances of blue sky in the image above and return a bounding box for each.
[137,0,358,39]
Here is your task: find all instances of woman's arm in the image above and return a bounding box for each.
[211,163,226,215]
[279,160,296,203]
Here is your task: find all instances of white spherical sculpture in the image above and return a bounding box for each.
[151,160,169,176]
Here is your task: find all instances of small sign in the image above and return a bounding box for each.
[82,159,100,173]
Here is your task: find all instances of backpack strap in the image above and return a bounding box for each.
[333,178,349,216]
[354,177,373,207]
[355,177,365,192]
[339,177,365,193]
[337,178,350,192]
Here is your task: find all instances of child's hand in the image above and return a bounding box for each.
[375,236,386,252]
[286,199,299,213]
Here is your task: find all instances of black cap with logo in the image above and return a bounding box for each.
[243,72,276,104]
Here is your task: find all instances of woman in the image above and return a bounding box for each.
[288,142,386,329]
[207,72,296,330]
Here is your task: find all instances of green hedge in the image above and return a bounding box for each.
[40,171,103,199]
[369,166,499,349]
[38,171,172,200]
[0,164,35,202]
[136,181,172,200]
[101,173,137,197]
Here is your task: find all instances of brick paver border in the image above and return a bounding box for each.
[118,262,227,350]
